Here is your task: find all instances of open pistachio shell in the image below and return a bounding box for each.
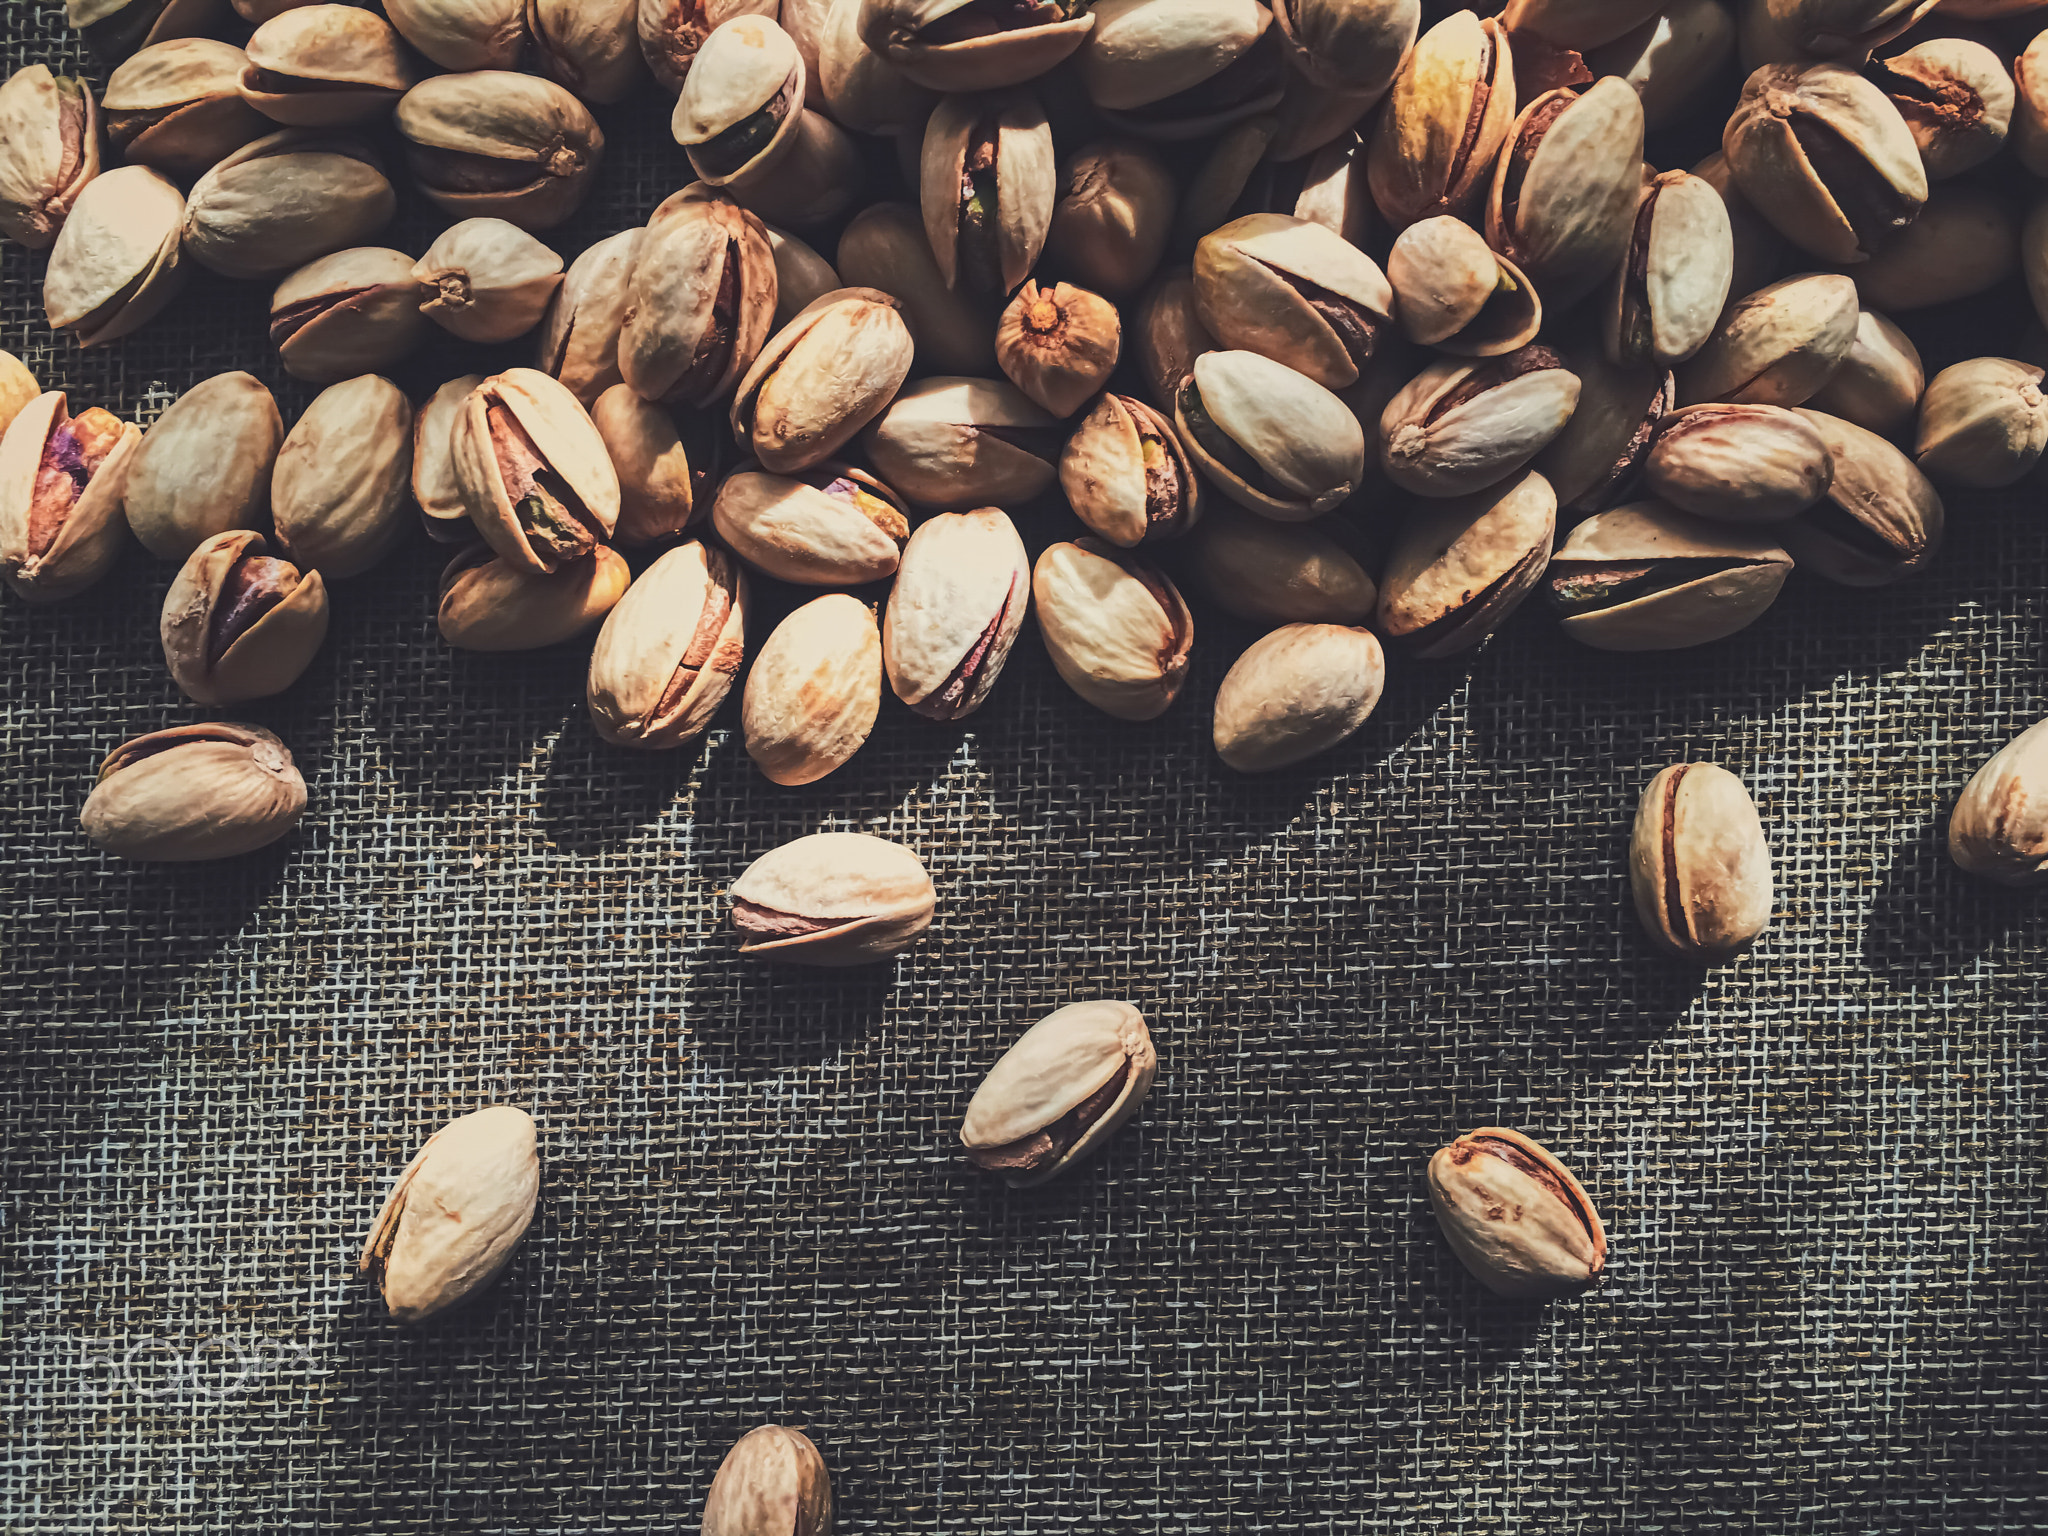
[239,4,416,127]
[0,65,100,249]
[1058,392,1201,548]
[1950,718,2048,886]
[270,245,427,384]
[1807,307,1921,434]
[728,831,935,965]
[536,228,641,406]
[1387,214,1539,356]
[587,539,750,749]
[81,723,306,862]
[1605,170,1734,370]
[712,461,909,585]
[1585,0,1735,130]
[1380,346,1582,498]
[882,506,1031,720]
[591,385,718,547]
[396,71,604,232]
[732,288,916,473]
[1365,10,1516,228]
[1082,0,1282,140]
[0,391,139,603]
[413,373,488,539]
[919,86,1055,295]
[1630,762,1774,962]
[453,368,621,575]
[622,184,777,409]
[819,0,938,133]
[1535,347,1673,514]
[160,529,329,704]
[1781,407,1940,586]
[1677,271,1859,407]
[860,0,1095,92]
[1033,537,1194,720]
[863,374,1061,509]
[1176,348,1363,521]
[437,543,630,651]
[44,164,185,346]
[182,128,394,280]
[1546,499,1793,651]
[674,15,806,184]
[1643,402,1835,523]
[1377,469,1556,657]
[960,1001,1157,1187]
[104,39,266,176]
[1487,76,1645,310]
[1192,212,1392,389]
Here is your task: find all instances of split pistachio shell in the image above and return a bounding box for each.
[701,1426,834,1536]
[239,5,415,126]
[713,462,908,584]
[81,722,307,862]
[386,0,526,71]
[1807,308,1922,435]
[160,530,328,704]
[960,1001,1156,1186]
[0,354,36,443]
[1272,0,1416,96]
[1780,407,1941,586]
[104,39,265,177]
[1380,346,1582,498]
[0,392,139,603]
[438,542,630,650]
[270,246,427,384]
[863,374,1060,509]
[1427,1128,1607,1299]
[537,228,641,406]
[1186,503,1375,625]
[861,0,1095,92]
[1630,762,1773,961]
[1950,718,2048,885]
[1584,0,1735,130]
[1213,622,1384,771]
[1764,0,1938,56]
[44,165,185,346]
[1853,181,2015,312]
[742,593,884,786]
[1605,170,1735,370]
[1487,76,1645,308]
[1644,403,1835,523]
[1033,537,1193,721]
[818,0,937,133]
[674,15,805,184]
[729,831,936,965]
[996,280,1122,417]
[733,288,916,472]
[1177,349,1364,520]
[591,385,716,547]
[123,371,279,560]
[1078,0,1281,139]
[883,506,1031,719]
[182,128,394,280]
[1376,469,1556,657]
[1365,10,1516,228]
[622,185,777,409]
[1870,37,2012,180]
[396,71,604,232]
[1387,215,1538,356]
[639,0,777,94]
[273,373,413,579]
[765,223,840,328]
[724,106,865,228]
[529,0,643,105]
[454,368,622,575]
[1058,392,1201,548]
[920,86,1055,294]
[836,201,998,375]
[1677,271,1859,407]
[1546,500,1793,651]
[1534,350,1673,513]
[1192,212,1392,389]
[1046,140,1176,299]
[1913,356,2048,488]
[587,540,749,747]
[0,66,100,249]
[413,373,487,539]
[416,218,564,344]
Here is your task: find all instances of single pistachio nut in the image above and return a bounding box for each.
[270,246,427,384]
[81,722,307,861]
[1487,77,1645,309]
[104,39,266,178]
[743,593,884,785]
[1807,307,1922,434]
[182,128,395,280]
[396,71,604,233]
[1853,180,2015,312]
[1547,500,1793,650]
[1380,346,1581,499]
[733,288,916,473]
[537,227,641,406]
[1377,469,1556,657]
[0,67,98,249]
[1046,140,1177,300]
[1606,170,1735,370]
[1535,349,1673,514]
[386,0,527,72]
[2016,28,2048,177]
[43,165,185,347]
[882,506,1031,719]
[729,831,936,965]
[0,353,36,442]
[702,1425,834,1536]
[1174,114,1282,255]
[638,0,777,95]
[674,15,805,184]
[818,0,938,133]
[1134,267,1216,411]
[1365,10,1516,228]
[920,86,1055,295]
[0,392,139,604]
[1644,403,1835,523]
[160,529,327,705]
[273,374,412,579]
[766,223,840,328]
[859,0,1094,93]
[1271,0,1416,97]
[592,385,720,547]
[587,539,749,748]
[413,373,487,540]
[1913,356,2048,488]
[1631,761,1774,961]
[529,0,643,106]
[438,542,630,651]
[1427,1127,1607,1299]
[1079,0,1283,141]
[1187,502,1374,624]
[359,1106,538,1326]
[122,371,279,560]
[1192,212,1393,390]
[1058,391,1200,548]
[960,1000,1156,1185]
[863,374,1061,509]
[1585,0,1735,130]
[1213,621,1384,771]
[454,368,621,575]
[416,218,565,344]
[620,185,776,410]
[1387,214,1539,357]
[1677,271,1860,407]
[996,280,1122,418]
[240,4,415,127]
[1764,0,1939,57]
[1868,36,2012,180]
[837,201,999,376]
[1270,124,1373,241]
[1692,148,1787,306]
[714,462,908,585]
[1501,0,1661,49]
[1950,718,2048,885]
[1033,537,1193,720]
[1177,349,1364,521]
[1780,407,1940,585]
[723,105,866,229]
[70,0,223,65]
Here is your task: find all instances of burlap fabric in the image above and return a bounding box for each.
[5,7,2048,1532]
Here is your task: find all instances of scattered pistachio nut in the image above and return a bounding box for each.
[1045,139,1177,300]
[1643,403,1835,523]
[1949,717,2048,885]
[1426,1127,1607,1299]
[1192,212,1392,389]
[269,246,427,384]
[1377,469,1556,658]
[1605,170,1735,370]
[701,1425,833,1536]
[673,14,805,184]
[861,0,1095,93]
[960,1000,1156,1186]
[1379,345,1581,498]
[742,593,884,786]
[882,506,1032,720]
[592,384,719,547]
[413,373,487,541]
[122,371,279,560]
[586,539,749,748]
[1780,407,1941,586]
[453,368,621,575]
[1033,537,1193,721]
[996,280,1122,418]
[182,128,395,280]
[239,4,415,126]
[1176,348,1363,521]
[733,288,916,473]
[1805,307,1921,436]
[1386,215,1540,358]
[416,217,564,344]
[1913,356,2048,489]
[1630,761,1774,961]
[621,184,776,409]
[0,391,138,604]
[1213,622,1385,771]
[529,0,642,105]
[863,374,1060,510]
[919,85,1055,295]
[103,38,265,178]
[437,542,631,651]
[1058,391,1201,548]
[1077,0,1282,142]
[729,830,936,965]
[1677,271,1859,407]
[1870,36,2012,181]
[1487,76,1646,309]
[1547,500,1793,651]
[385,0,527,72]
[81,722,308,862]
[1365,10,1515,228]
[713,462,908,586]
[638,0,776,94]
[1185,502,1376,625]
[537,227,642,406]
[396,70,604,232]
[0,65,100,249]
[272,373,413,580]
[43,163,186,346]
[161,530,329,704]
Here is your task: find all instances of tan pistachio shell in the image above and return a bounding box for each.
[591,385,713,547]
[742,593,884,786]
[81,722,307,862]
[1213,621,1385,771]
[1057,392,1201,548]
[1046,139,1177,299]
[862,374,1060,510]
[44,164,185,346]
[1913,356,2048,488]
[1643,403,1835,523]
[1380,346,1582,498]
[529,0,643,105]
[883,506,1031,720]
[1950,717,2048,886]
[1377,469,1556,657]
[765,223,840,327]
[860,0,1095,92]
[1764,0,1939,56]
[1605,170,1735,370]
[536,228,641,406]
[385,0,527,72]
[416,218,565,344]
[1365,10,1516,228]
[453,367,622,574]
[1133,267,1216,410]
[621,184,778,409]
[0,65,100,249]
[1501,0,1662,49]
[104,39,267,176]
[919,86,1055,294]
[396,71,604,232]
[1487,76,1646,309]
[836,201,998,375]
[413,373,487,537]
[1630,762,1774,961]
[2016,28,2048,177]
[729,831,935,966]
[1807,307,1922,434]
[1677,271,1860,407]
[1192,212,1393,389]
[1033,537,1193,721]
[1187,503,1375,625]
[0,391,138,603]
[673,15,805,184]
[160,529,328,704]
[270,245,427,384]
[1534,349,1674,514]
[1781,406,1940,586]
[1427,1127,1607,1298]
[123,371,279,560]
[587,539,749,748]
[1272,0,1416,96]
[713,462,908,585]
[1872,36,2012,180]
[1178,348,1364,521]
[438,543,630,651]
[701,1425,834,1536]
[1584,0,1735,130]
[1855,181,2015,312]
[819,0,938,133]
[273,373,413,579]
[724,106,866,228]
[181,128,394,280]
[1082,0,1281,139]
[1387,214,1539,356]
[0,353,37,442]
[732,287,916,472]
[1548,500,1793,651]
[638,0,777,94]
[959,1001,1157,1186]
[240,4,415,126]
[996,280,1123,417]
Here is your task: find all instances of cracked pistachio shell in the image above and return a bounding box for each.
[1380,346,1581,498]
[592,385,718,546]
[1377,469,1556,657]
[1187,502,1374,624]
[743,593,883,785]
[1807,307,1921,434]
[1427,1128,1607,1299]
[818,0,937,134]
[765,223,839,327]
[454,368,621,575]
[713,462,907,584]
[1781,407,1940,585]
[397,72,604,233]
[861,0,1093,92]
[1644,403,1835,523]
[416,218,565,344]
[270,246,427,384]
[1585,0,1735,130]
[997,280,1123,418]
[240,5,415,127]
[1058,392,1201,548]
[1913,357,2048,488]
[883,507,1029,719]
[733,288,915,472]
[729,830,935,965]
[1547,500,1793,650]
[837,203,998,376]
[104,40,265,177]
[43,165,184,347]
[1950,717,2048,885]
[1871,36,2012,180]
[1134,267,1216,410]
[1854,181,2014,311]
[1387,214,1539,356]
[1080,0,1281,139]
[1500,0,1661,49]
[724,105,865,229]
[920,87,1055,294]
[622,185,777,409]
[1631,762,1773,961]
[0,392,138,603]
[1213,621,1384,771]
[1033,537,1193,720]
[1534,350,1673,514]
[1724,62,1929,265]
[1677,271,1859,407]
[1606,171,1734,370]
[1271,0,1416,96]
[413,373,487,539]
[863,374,1060,510]
[638,0,777,95]
[537,228,641,406]
[702,1426,834,1536]
[1365,10,1516,228]
[960,1001,1156,1186]
[587,540,749,747]
[0,353,38,446]
[1487,77,1644,310]
[437,542,629,650]
[1765,0,1939,56]
[71,0,223,64]
[1177,349,1363,521]
[1192,213,1392,389]
[123,372,279,560]
[529,0,644,105]
[182,129,393,280]
[273,374,413,579]
[359,1106,538,1326]
[386,0,527,71]
[674,16,805,184]
[1045,139,1176,299]
[81,722,306,861]
[161,529,328,704]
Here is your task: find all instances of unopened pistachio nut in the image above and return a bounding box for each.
[1045,140,1176,300]
[863,374,1058,509]
[1365,10,1515,228]
[638,0,777,94]
[1377,469,1556,657]
[1913,356,2048,488]
[1950,717,2048,885]
[1853,181,2014,311]
[416,218,564,344]
[396,71,604,232]
[996,280,1122,417]
[1631,761,1774,962]
[1584,0,1735,130]
[713,462,907,585]
[1807,307,1921,434]
[103,39,265,177]
[43,164,185,346]
[1177,349,1363,521]
[239,4,415,126]
[453,368,621,575]
[883,506,1031,719]
[1677,271,1859,406]
[0,354,35,443]
[160,530,328,704]
[70,0,222,65]
[920,87,1055,295]
[1058,392,1200,548]
[817,0,937,133]
[1033,537,1193,721]
[537,228,641,406]
[1134,267,1216,410]
[122,371,279,560]
[1380,346,1581,498]
[1187,503,1374,624]
[591,385,718,547]
[673,15,805,184]
[1779,407,1940,585]
[0,66,98,250]
[414,373,486,541]
[1386,214,1539,357]
[1212,622,1384,771]
[1868,36,2012,180]
[1079,0,1282,140]
[1487,77,1645,308]
[270,246,427,384]
[836,201,998,376]
[1427,1127,1607,1299]
[1271,0,1415,98]
[1606,171,1734,370]
[529,0,643,105]
[587,539,749,748]
[619,186,775,410]
[1644,403,1834,523]
[182,128,394,280]
[81,722,307,862]
[1191,213,1392,390]
[438,542,630,651]
[860,0,1093,92]
[960,1000,1156,1185]
[701,1425,834,1536]
[359,1106,538,1326]
[1547,500,1793,650]
[743,593,883,786]
[273,373,412,579]
[1535,350,1674,514]
[1692,149,1787,306]
[1764,0,1938,57]
[729,830,936,965]
[733,288,916,473]
[0,392,139,604]
[766,223,839,328]
[385,0,526,72]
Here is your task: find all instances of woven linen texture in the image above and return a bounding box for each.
[4,5,2047,1532]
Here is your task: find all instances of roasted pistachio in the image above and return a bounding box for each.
[1780,407,1940,585]
[1186,503,1375,625]
[537,228,641,406]
[70,0,222,64]
[270,246,427,384]
[996,281,1122,417]
[1386,214,1539,357]
[416,218,564,344]
[1868,36,2012,180]
[724,106,866,228]
[81,723,307,862]
[1133,267,1216,410]
[385,0,527,72]
[638,0,778,94]
[529,0,643,105]
[714,462,908,584]
[817,0,938,133]
[920,86,1055,295]
[1644,403,1834,523]
[836,201,998,375]
[1046,140,1176,299]
[0,353,35,444]
[1677,271,1859,407]
[438,542,631,650]
[1605,171,1735,370]
[182,128,394,280]
[1693,148,1787,305]
[701,1425,834,1536]
[1487,77,1645,308]
[1807,306,1922,434]
[1033,537,1193,720]
[863,374,1057,508]
[1058,392,1200,548]
[1585,0,1735,130]
[765,223,839,327]
[1547,500,1793,650]
[1427,1128,1607,1299]
[414,373,487,541]
[1630,762,1774,962]
[960,1001,1156,1185]
[1078,0,1282,140]
[674,15,805,184]
[620,185,776,411]
[1230,122,1373,245]
[591,385,719,547]
[1764,0,1939,57]
[1950,718,2048,886]
[103,39,265,177]
[43,164,185,346]
[1380,346,1581,498]
[1913,356,2048,488]
[0,391,139,604]
[883,506,1031,719]
[587,539,749,748]
[1365,10,1516,228]
[728,831,936,965]
[1212,622,1384,771]
[1270,0,1415,98]
[122,371,279,560]
[273,373,413,579]
[396,71,604,232]
[1534,349,1673,514]
[1853,181,2015,312]
[239,4,415,126]
[453,368,621,575]
[860,0,1094,92]
[0,66,98,249]
[733,288,916,473]
[161,530,328,704]
[1377,469,1556,657]
[1192,212,1392,389]
[1176,348,1363,520]
[742,594,884,786]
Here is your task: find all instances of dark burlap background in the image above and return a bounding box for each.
[5,4,2048,1531]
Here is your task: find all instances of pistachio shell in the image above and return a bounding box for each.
[1487,76,1645,308]
[182,128,394,280]
[713,462,906,585]
[732,288,916,472]
[1212,621,1384,771]
[996,280,1123,417]
[1584,0,1735,130]
[1377,469,1556,657]
[638,0,776,94]
[1605,170,1735,370]
[674,15,805,183]
[103,39,266,176]
[0,65,99,249]
[1427,1127,1607,1299]
[81,722,307,862]
[1870,36,2012,180]
[1033,537,1193,721]
[413,373,487,537]
[536,228,641,406]
[1178,348,1365,520]
[239,5,415,126]
[1365,10,1516,228]
[701,1425,834,1536]
[416,217,565,344]
[273,373,413,579]
[437,543,630,651]
[1046,139,1177,299]
[919,86,1055,294]
[1380,346,1582,498]
[1677,271,1859,406]
[1950,717,2048,886]
[591,385,715,547]
[1534,348,1673,514]
[1501,0,1662,49]
[0,353,37,442]
[863,374,1061,509]
[959,1001,1157,1186]
[1082,0,1281,138]
[386,0,527,72]
[1058,392,1201,548]
[1186,503,1375,625]
[765,223,840,327]
[820,0,938,131]
[742,593,884,786]
[1913,356,2048,488]
[1781,407,1941,586]
[1643,403,1835,523]
[1806,307,1922,434]
[728,831,935,965]
[1133,266,1216,409]
[858,0,1093,93]
[160,529,328,703]
[0,392,139,603]
[44,164,185,346]
[724,107,866,228]
[453,368,622,574]
[1764,0,1939,57]
[586,539,749,748]
[529,0,643,105]
[123,371,280,560]
[879,507,1030,720]
[1630,762,1774,961]
[622,184,777,409]
[271,245,427,384]
[1272,0,1416,96]
[1387,214,1539,356]
[1547,500,1793,651]
[396,71,604,232]
[1852,181,2015,311]
[1192,212,1393,388]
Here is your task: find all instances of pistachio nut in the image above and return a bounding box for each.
[1487,78,1645,308]
[587,539,749,747]
[103,39,266,177]
[713,462,907,585]
[269,246,427,384]
[0,66,98,251]
[453,368,622,575]
[1426,1128,1607,1299]
[1724,62,1929,264]
[1227,122,1372,246]
[182,129,394,280]
[1677,271,1859,406]
[0,392,139,604]
[723,106,866,229]
[239,5,415,126]
[920,87,1055,295]
[863,374,1060,509]
[1045,140,1176,300]
[122,371,279,560]
[1630,762,1774,962]
[1535,349,1673,514]
[742,593,884,785]
[860,0,1094,92]
[43,165,185,347]
[80,722,307,862]
[1605,171,1735,370]
[1692,148,1787,306]
[537,228,641,406]
[673,15,805,184]
[0,353,35,444]
[70,0,221,64]
[1949,718,2048,886]
[414,373,487,541]
[1078,0,1282,140]
[1186,502,1375,624]
[1377,469,1556,657]
[1176,349,1364,521]
[1174,115,1283,255]
[438,542,630,651]
[1807,306,1922,434]
[1855,181,2015,312]
[1779,407,1940,585]
[1058,392,1200,548]
[2016,28,2048,177]
[995,280,1122,417]
[1584,0,1735,130]
[1210,622,1383,771]
[882,507,1029,719]
[529,0,643,105]
[620,185,777,410]
[728,830,936,965]
[1547,500,1794,650]
[960,1001,1156,1186]
[232,0,300,20]
[396,71,604,232]
[1268,67,1382,164]
[1133,267,1216,411]
[1500,0,1661,49]
[385,0,527,72]
[592,385,720,547]
[1380,346,1581,499]
[1386,214,1539,357]
[273,374,413,579]
[818,0,938,134]
[1868,36,2012,180]
[1764,0,1939,57]
[1365,10,1516,228]
[1033,537,1193,720]
[1644,403,1835,523]
[1913,356,2048,488]
[1270,0,1415,97]
[638,0,778,94]
[701,1425,834,1536]
[160,530,328,704]
[416,218,564,344]
[836,201,998,375]
[359,1106,539,1326]
[733,288,916,472]
[766,223,840,328]
[1191,213,1392,390]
